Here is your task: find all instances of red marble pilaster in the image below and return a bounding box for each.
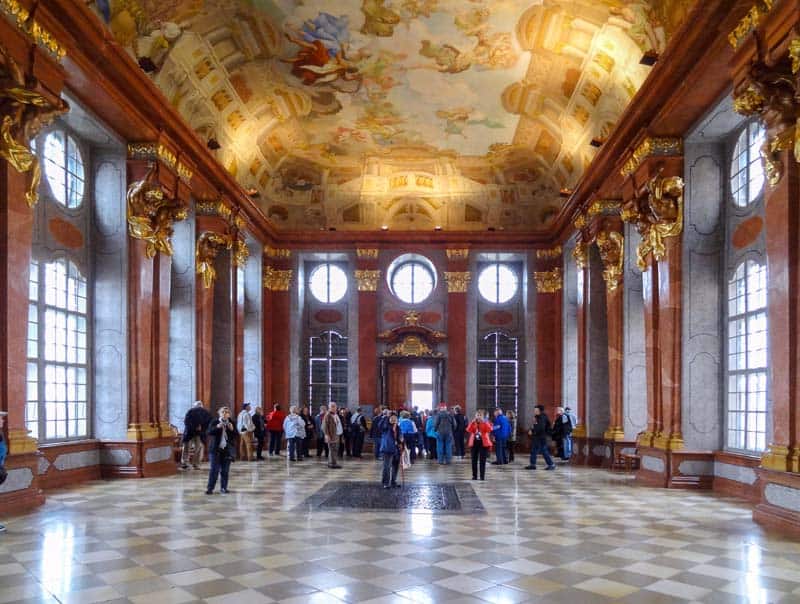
[154,251,173,436]
[641,262,660,446]
[658,237,683,449]
[264,252,293,406]
[605,282,625,439]
[196,273,214,407]
[356,250,379,406]
[445,250,470,406]
[533,254,563,418]
[573,244,589,440]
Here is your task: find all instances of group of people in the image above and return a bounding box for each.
[181,400,578,495]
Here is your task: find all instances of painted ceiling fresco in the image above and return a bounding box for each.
[93,0,693,231]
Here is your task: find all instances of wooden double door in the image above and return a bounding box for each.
[381,358,444,410]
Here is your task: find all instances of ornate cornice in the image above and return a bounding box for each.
[534,267,562,293]
[596,231,624,291]
[128,142,177,170]
[536,246,562,259]
[0,0,67,60]
[621,137,683,177]
[587,200,622,217]
[263,266,292,291]
[266,246,291,259]
[356,248,379,259]
[0,45,69,207]
[196,231,232,288]
[196,198,245,230]
[444,271,471,293]
[446,249,469,260]
[354,269,380,292]
[728,0,774,49]
[127,167,187,258]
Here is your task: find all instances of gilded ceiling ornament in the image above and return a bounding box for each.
[733,39,799,187]
[595,231,625,291]
[445,249,469,260]
[0,1,67,60]
[354,269,380,292]
[127,167,187,258]
[633,174,684,271]
[621,137,683,177]
[263,266,293,291]
[587,200,621,217]
[266,246,291,259]
[572,243,589,270]
[727,0,775,49]
[196,231,232,289]
[0,45,69,207]
[356,248,379,259]
[536,246,562,259]
[444,271,471,293]
[534,267,562,293]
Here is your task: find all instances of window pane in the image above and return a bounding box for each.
[411,367,433,385]
[391,262,434,304]
[478,264,518,304]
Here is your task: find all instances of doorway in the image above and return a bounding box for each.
[381,359,444,410]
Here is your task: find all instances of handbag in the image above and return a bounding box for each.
[401,448,411,470]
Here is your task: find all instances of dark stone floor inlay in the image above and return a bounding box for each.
[297,481,485,514]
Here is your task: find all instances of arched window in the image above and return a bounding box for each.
[726,259,768,452]
[477,332,518,413]
[43,130,85,208]
[309,263,348,304]
[478,263,518,304]
[730,122,765,208]
[388,255,436,304]
[27,258,89,441]
[308,331,348,407]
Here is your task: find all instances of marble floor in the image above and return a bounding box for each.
[1,456,799,604]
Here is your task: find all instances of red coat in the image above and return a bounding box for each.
[266,409,286,431]
[466,419,493,449]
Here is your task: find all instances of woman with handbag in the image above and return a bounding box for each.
[466,410,493,481]
[206,406,237,494]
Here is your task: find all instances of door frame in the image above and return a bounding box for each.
[379,357,445,409]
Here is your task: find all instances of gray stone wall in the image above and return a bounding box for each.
[167,213,196,426]
[92,151,128,440]
[586,246,610,438]
[562,239,578,411]
[623,224,647,439]
[243,237,263,408]
[682,143,725,450]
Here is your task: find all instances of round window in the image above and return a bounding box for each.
[478,264,518,304]
[308,264,348,304]
[730,122,765,207]
[44,131,85,208]
[390,260,435,304]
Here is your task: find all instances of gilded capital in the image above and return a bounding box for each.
[595,231,624,291]
[196,231,233,289]
[127,167,188,258]
[534,268,562,293]
[446,249,469,260]
[572,243,589,270]
[356,248,379,259]
[0,45,69,207]
[536,246,562,259]
[354,269,380,292]
[264,266,293,291]
[444,271,471,293]
[232,237,249,268]
[266,246,292,259]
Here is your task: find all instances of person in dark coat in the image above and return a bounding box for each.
[350,407,368,457]
[453,406,467,459]
[206,406,237,494]
[252,406,266,460]
[526,405,556,471]
[181,401,212,469]
[380,413,404,488]
[300,405,314,458]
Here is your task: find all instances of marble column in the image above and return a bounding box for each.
[264,250,293,406]
[445,249,471,405]
[572,240,589,439]
[355,249,380,406]
[533,255,563,418]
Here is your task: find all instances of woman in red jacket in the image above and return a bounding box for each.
[266,404,286,456]
[466,410,494,481]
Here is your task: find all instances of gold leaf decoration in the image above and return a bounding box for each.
[444,271,471,293]
[354,269,380,292]
[534,267,562,293]
[595,231,624,291]
[127,167,187,258]
[263,266,293,291]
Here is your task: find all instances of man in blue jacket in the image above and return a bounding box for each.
[0,411,8,532]
[491,408,511,465]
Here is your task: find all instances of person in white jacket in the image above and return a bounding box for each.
[283,406,305,462]
[237,403,255,461]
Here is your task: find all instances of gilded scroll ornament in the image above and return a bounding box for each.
[354,269,380,292]
[727,0,775,49]
[127,168,187,258]
[356,248,378,259]
[263,266,292,291]
[534,267,562,293]
[444,271,471,293]
[632,174,684,271]
[383,335,439,357]
[621,137,683,178]
[536,246,562,259]
[196,231,232,289]
[573,214,587,230]
[572,243,589,270]
[733,41,800,187]
[445,249,469,260]
[0,0,67,60]
[595,231,625,291]
[232,237,249,268]
[0,45,68,207]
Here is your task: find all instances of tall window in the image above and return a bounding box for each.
[43,130,85,208]
[309,263,348,303]
[308,331,348,408]
[478,332,518,412]
[27,258,89,441]
[726,260,768,452]
[730,122,765,207]
[478,263,518,304]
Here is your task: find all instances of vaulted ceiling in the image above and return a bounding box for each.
[93,0,693,231]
